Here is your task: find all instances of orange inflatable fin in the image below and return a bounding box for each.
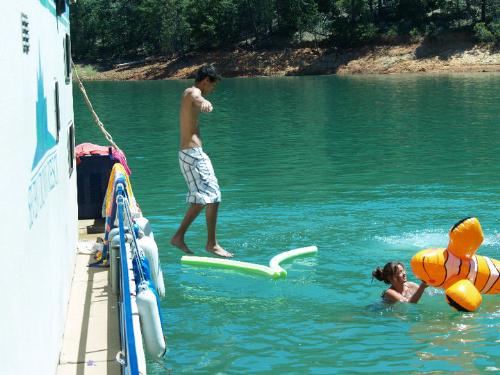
[447,217,483,260]
[445,279,482,312]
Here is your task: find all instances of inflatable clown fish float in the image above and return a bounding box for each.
[411,217,499,312]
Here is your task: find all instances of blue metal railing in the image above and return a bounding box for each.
[116,183,140,375]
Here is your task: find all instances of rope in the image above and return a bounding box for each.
[72,61,121,151]
[122,195,146,282]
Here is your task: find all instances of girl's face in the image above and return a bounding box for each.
[392,264,407,284]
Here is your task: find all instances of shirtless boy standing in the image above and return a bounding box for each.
[170,65,233,258]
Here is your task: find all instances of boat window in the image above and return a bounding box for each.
[64,34,71,84]
[68,122,75,176]
[54,81,61,143]
[56,0,66,16]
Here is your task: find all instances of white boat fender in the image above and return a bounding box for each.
[108,227,120,239]
[135,216,154,239]
[136,282,166,359]
[137,236,165,298]
[108,227,133,247]
[107,228,121,252]
[110,235,120,249]
[156,268,165,299]
[110,233,133,248]
[108,226,133,239]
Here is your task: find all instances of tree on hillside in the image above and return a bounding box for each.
[238,0,276,44]
[161,0,191,54]
[184,0,240,49]
[276,0,320,37]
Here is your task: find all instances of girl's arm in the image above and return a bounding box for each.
[408,282,428,303]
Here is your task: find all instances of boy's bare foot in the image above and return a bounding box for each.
[170,236,194,255]
[206,244,233,258]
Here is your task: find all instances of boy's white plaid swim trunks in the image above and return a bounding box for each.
[178,147,221,204]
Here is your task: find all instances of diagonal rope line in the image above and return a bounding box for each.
[72,60,121,151]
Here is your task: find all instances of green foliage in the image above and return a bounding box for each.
[473,22,494,42]
[161,0,191,54]
[276,0,320,37]
[409,27,423,42]
[424,21,442,38]
[238,0,276,43]
[74,64,99,78]
[184,0,240,49]
[69,0,98,60]
[382,25,400,43]
[397,0,427,26]
[357,22,379,44]
[490,20,500,43]
[69,0,498,61]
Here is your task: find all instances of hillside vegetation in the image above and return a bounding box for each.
[71,0,498,62]
[71,1,499,79]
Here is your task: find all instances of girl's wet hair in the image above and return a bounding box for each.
[372,261,404,284]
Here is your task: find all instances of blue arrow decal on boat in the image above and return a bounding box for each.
[32,52,56,170]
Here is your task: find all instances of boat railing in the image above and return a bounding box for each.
[113,182,146,374]
[105,165,166,374]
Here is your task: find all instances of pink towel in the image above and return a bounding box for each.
[75,142,131,175]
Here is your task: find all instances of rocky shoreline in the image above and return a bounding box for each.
[75,38,499,80]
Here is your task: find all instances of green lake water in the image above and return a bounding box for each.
[74,74,500,374]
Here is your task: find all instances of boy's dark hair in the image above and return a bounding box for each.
[195,65,221,83]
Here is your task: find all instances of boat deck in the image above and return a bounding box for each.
[56,219,121,375]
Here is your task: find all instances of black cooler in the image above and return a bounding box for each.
[77,151,118,219]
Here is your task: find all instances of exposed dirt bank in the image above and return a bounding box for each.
[75,38,499,80]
